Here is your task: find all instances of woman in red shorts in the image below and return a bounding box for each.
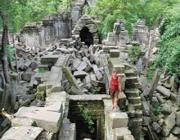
[109,69,121,111]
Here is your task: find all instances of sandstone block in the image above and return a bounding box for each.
[1,126,43,140]
[109,112,128,129]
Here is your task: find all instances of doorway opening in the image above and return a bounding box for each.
[80,26,94,46]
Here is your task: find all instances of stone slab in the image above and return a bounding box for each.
[14,106,62,133]
[113,127,132,140]
[1,126,43,140]
[11,118,34,127]
[25,109,62,133]
[109,112,128,129]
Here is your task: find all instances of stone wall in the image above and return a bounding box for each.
[19,13,71,51]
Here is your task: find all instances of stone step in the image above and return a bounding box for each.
[102,45,118,52]
[125,89,140,97]
[128,110,143,118]
[126,77,138,83]
[113,127,135,140]
[129,103,142,110]
[1,126,43,140]
[125,69,137,77]
[41,54,60,65]
[58,118,76,140]
[110,49,120,58]
[125,82,140,89]
[129,118,143,126]
[109,112,128,129]
[128,97,141,104]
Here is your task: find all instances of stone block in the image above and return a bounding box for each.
[45,102,63,113]
[113,127,131,140]
[11,118,34,127]
[41,54,59,65]
[1,126,43,140]
[156,86,171,98]
[128,97,141,104]
[14,106,62,133]
[109,112,128,129]
[25,109,62,133]
[58,118,76,140]
[110,49,120,58]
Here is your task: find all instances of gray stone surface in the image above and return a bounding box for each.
[172,126,180,135]
[163,112,176,136]
[156,86,171,98]
[11,118,34,127]
[109,112,128,129]
[1,126,43,140]
[176,111,180,127]
[14,106,62,133]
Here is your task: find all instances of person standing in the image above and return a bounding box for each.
[113,20,123,45]
[109,69,121,111]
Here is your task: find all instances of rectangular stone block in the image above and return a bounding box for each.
[113,127,132,140]
[26,109,62,133]
[14,106,62,133]
[11,118,34,127]
[109,112,128,129]
[110,49,120,58]
[1,126,43,140]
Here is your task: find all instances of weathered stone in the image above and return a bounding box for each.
[152,122,162,133]
[11,118,34,127]
[77,61,87,71]
[72,58,81,69]
[92,64,103,81]
[109,49,120,58]
[58,118,76,140]
[164,134,179,140]
[47,66,62,91]
[15,106,62,133]
[113,127,132,140]
[109,112,128,129]
[41,54,60,65]
[1,126,43,140]
[85,75,91,88]
[21,72,32,82]
[90,73,96,81]
[156,93,165,104]
[156,86,171,98]
[172,126,180,135]
[163,112,176,135]
[46,92,67,112]
[30,61,38,70]
[161,103,172,115]
[176,111,180,127]
[73,71,87,78]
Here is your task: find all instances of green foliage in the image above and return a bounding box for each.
[128,44,141,64]
[79,106,95,134]
[155,3,180,76]
[152,102,161,116]
[146,63,156,81]
[0,0,68,33]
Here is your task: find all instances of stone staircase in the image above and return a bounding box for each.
[103,99,135,140]
[125,68,143,140]
[103,34,143,140]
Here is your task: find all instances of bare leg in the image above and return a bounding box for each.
[110,91,115,109]
[114,91,119,108]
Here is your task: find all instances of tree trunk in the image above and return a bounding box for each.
[148,69,161,101]
[1,14,10,84]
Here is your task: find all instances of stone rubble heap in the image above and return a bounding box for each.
[142,75,180,140]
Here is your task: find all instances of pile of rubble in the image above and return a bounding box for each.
[40,39,106,95]
[142,75,180,140]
